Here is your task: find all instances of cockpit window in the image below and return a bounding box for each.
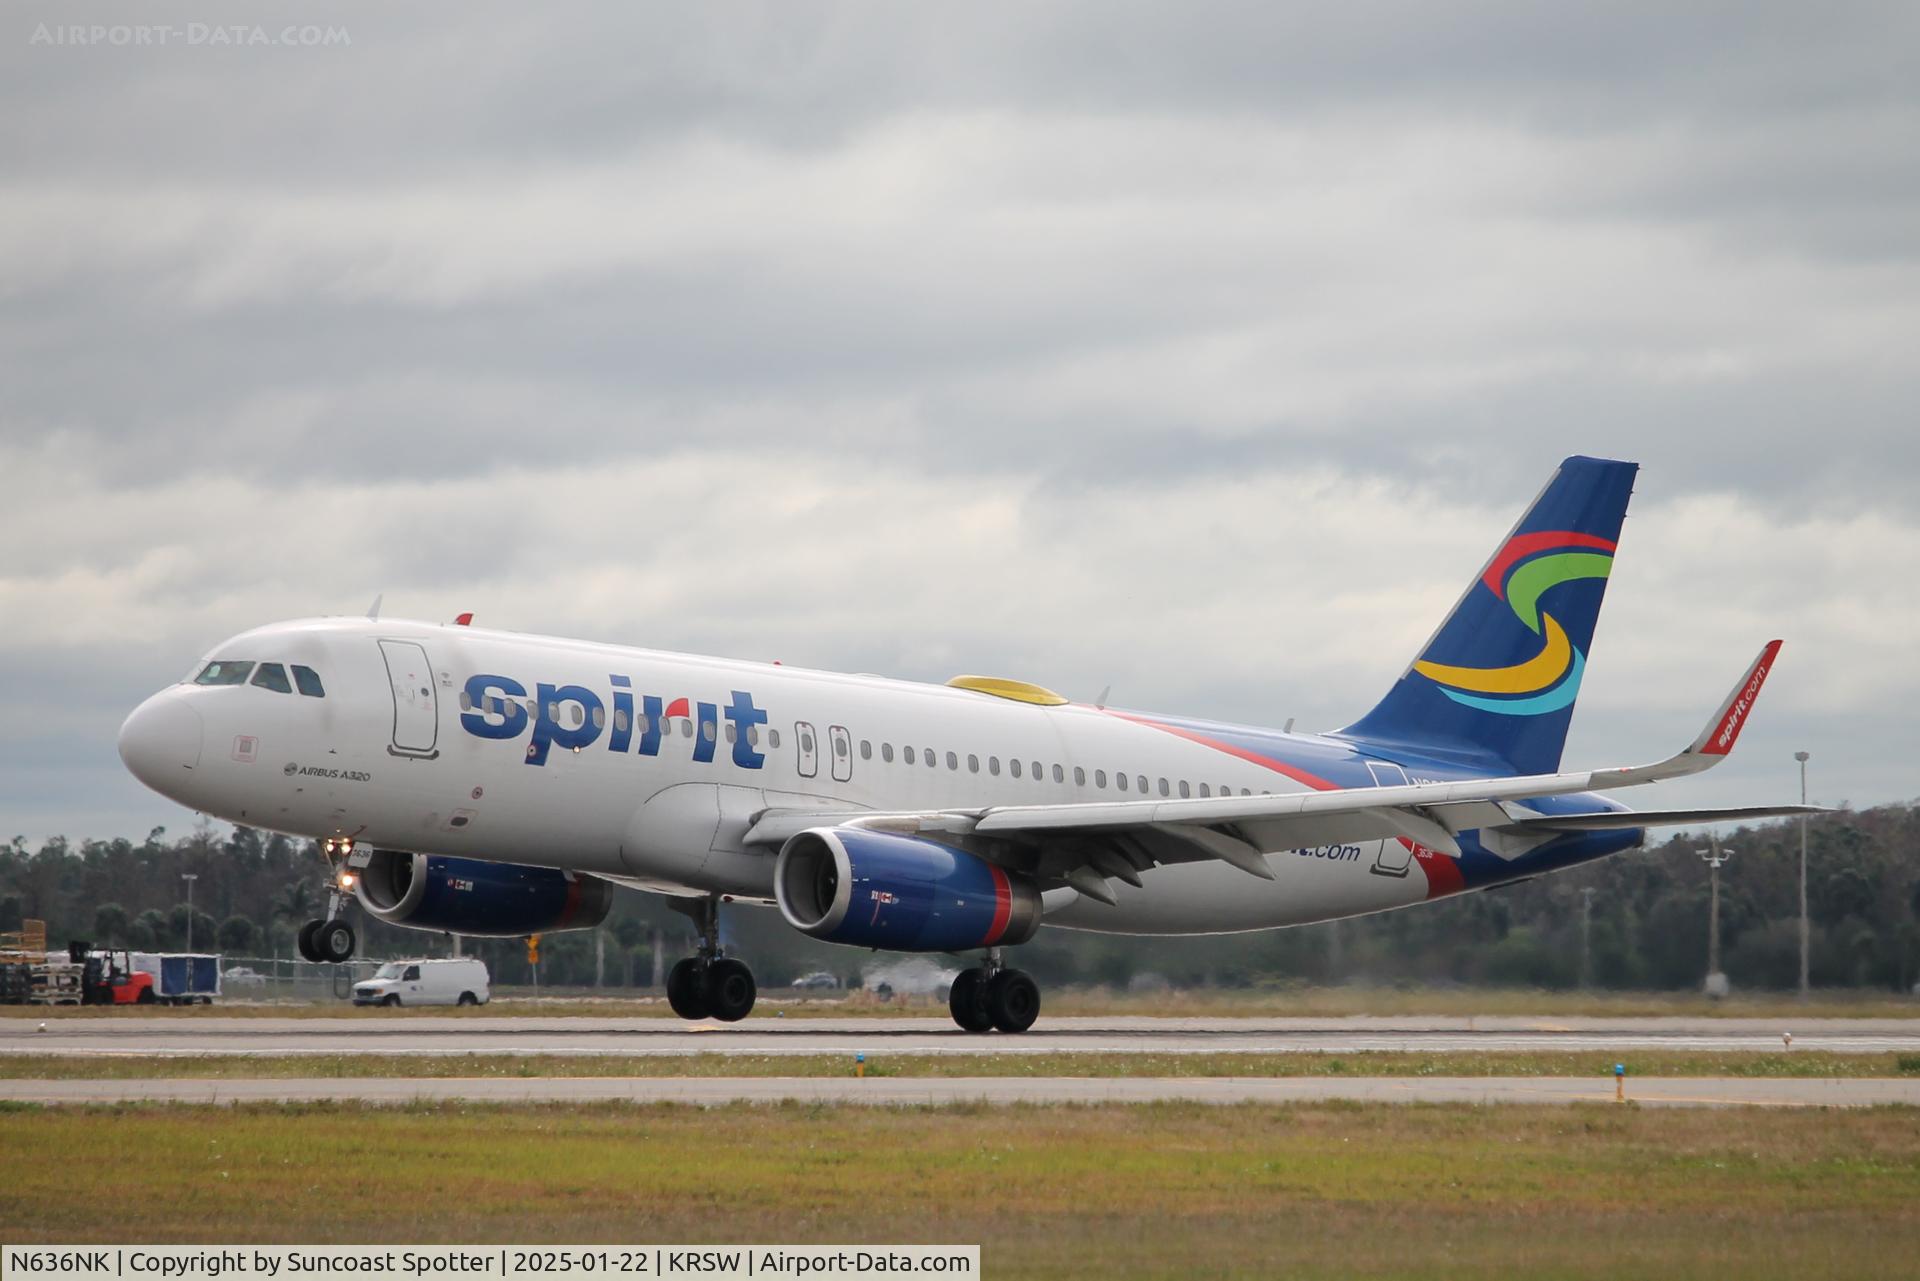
[291,665,326,698]
[194,661,255,686]
[251,663,292,694]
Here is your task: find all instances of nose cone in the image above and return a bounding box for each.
[118,693,205,795]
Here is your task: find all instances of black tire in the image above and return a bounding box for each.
[666,958,710,1020]
[316,920,356,964]
[457,992,478,1007]
[948,967,994,1033]
[703,958,756,1023]
[296,920,323,963]
[136,988,155,1005]
[381,994,401,1008]
[986,969,1040,1034]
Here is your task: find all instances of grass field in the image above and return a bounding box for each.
[1,1100,1916,1278]
[3,1049,1918,1079]
[5,986,1918,1020]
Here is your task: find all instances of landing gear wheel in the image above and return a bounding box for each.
[296,920,323,963]
[948,967,994,1033]
[986,969,1040,1033]
[703,958,756,1023]
[666,958,711,1020]
[315,920,356,964]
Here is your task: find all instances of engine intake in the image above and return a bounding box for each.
[775,827,1040,952]
[354,850,611,937]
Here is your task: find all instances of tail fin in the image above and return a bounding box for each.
[1337,455,1639,775]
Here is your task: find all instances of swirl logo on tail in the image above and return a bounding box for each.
[1413,531,1615,716]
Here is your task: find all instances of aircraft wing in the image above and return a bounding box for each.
[743,642,1797,888]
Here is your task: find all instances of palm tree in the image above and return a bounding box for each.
[269,881,318,950]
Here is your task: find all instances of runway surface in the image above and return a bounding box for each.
[3,1014,1916,1057]
[4,1074,1915,1108]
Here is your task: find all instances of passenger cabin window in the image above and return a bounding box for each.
[1117,772,1128,792]
[904,746,916,765]
[1009,758,1021,778]
[251,663,292,694]
[882,743,895,763]
[194,660,254,686]
[988,756,1000,776]
[1094,769,1106,788]
[1074,766,1086,786]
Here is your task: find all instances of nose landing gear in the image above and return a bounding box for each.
[949,951,1039,1033]
[297,837,359,963]
[664,895,756,1022]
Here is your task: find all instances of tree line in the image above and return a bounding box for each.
[2,804,1915,992]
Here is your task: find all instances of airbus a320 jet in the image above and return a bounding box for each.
[119,456,1811,1031]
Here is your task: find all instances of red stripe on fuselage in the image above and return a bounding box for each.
[1099,709,1339,792]
[1100,709,1465,901]
[1480,530,1617,598]
[982,864,1012,946]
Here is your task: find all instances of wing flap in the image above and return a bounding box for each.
[1497,805,1820,833]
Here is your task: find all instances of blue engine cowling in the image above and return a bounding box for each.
[775,828,1041,952]
[353,850,612,937]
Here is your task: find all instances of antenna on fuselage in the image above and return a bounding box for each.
[366,594,383,620]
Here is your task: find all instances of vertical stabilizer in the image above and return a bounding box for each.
[1336,456,1638,775]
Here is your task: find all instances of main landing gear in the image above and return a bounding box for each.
[297,837,358,964]
[664,895,756,1023]
[949,951,1040,1034]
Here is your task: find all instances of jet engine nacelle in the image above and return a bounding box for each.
[353,850,612,937]
[775,827,1041,952]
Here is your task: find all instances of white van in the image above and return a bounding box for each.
[351,958,490,1007]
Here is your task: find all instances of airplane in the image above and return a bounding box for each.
[117,456,1814,1032]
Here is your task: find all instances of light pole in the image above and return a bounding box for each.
[1796,750,1811,998]
[1580,887,1596,990]
[1697,838,1733,997]
[180,873,198,951]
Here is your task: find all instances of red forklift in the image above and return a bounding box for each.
[71,943,157,1005]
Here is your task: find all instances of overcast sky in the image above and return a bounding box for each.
[2,2,1916,844]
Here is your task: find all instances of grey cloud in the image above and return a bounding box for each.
[2,1,1916,840]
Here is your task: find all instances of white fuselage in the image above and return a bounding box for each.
[119,617,1475,935]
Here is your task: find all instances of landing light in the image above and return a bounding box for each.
[338,872,356,889]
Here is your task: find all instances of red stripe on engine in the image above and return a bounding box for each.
[982,864,1012,946]
[557,874,583,928]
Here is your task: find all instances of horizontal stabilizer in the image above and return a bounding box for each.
[1499,805,1822,833]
